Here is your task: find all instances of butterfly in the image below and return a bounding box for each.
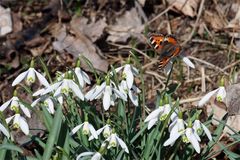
[148,33,181,69]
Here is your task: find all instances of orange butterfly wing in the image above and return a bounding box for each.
[148,33,181,69]
[148,33,165,51]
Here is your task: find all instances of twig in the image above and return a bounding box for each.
[200,66,206,92]
[223,59,240,71]
[107,42,151,60]
[146,2,175,25]
[188,56,229,75]
[179,97,202,104]
[181,0,205,46]
[135,1,148,23]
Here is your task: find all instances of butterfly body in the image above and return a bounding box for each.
[148,33,181,69]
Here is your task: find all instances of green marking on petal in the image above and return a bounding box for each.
[182,135,189,143]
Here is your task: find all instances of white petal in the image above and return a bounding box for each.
[82,70,91,84]
[88,124,98,139]
[32,88,46,96]
[12,70,28,86]
[198,89,219,107]
[42,82,62,95]
[193,120,201,132]
[19,104,31,118]
[147,118,158,130]
[216,86,226,101]
[19,116,29,135]
[31,97,42,107]
[34,69,49,87]
[90,82,106,100]
[144,108,163,122]
[128,90,138,106]
[163,131,181,146]
[75,68,85,87]
[186,128,200,153]
[0,123,10,138]
[103,86,111,110]
[0,98,12,111]
[68,80,84,100]
[91,152,102,160]
[6,115,14,124]
[115,66,124,73]
[182,57,195,68]
[89,126,106,141]
[85,86,97,100]
[201,123,212,141]
[124,64,134,89]
[113,88,127,101]
[26,68,36,83]
[76,152,94,160]
[45,98,55,114]
[71,124,83,135]
[116,136,129,153]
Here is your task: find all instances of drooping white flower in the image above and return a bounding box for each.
[76,151,103,160]
[12,68,49,87]
[118,80,140,106]
[76,142,107,160]
[0,96,31,118]
[6,113,29,135]
[198,86,226,107]
[71,122,98,139]
[144,104,176,130]
[86,81,127,110]
[42,78,84,101]
[164,118,185,146]
[85,84,102,100]
[31,95,55,114]
[89,124,112,141]
[115,64,139,89]
[0,122,10,138]
[185,127,201,153]
[193,120,212,141]
[105,133,129,153]
[74,67,91,88]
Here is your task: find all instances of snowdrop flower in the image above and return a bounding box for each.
[164,118,185,146]
[0,96,31,118]
[115,63,139,89]
[12,60,49,87]
[144,103,176,130]
[42,73,84,101]
[6,113,29,135]
[76,142,107,160]
[118,79,140,106]
[31,95,55,114]
[198,86,226,107]
[85,79,102,100]
[74,59,91,88]
[0,122,10,138]
[193,120,212,141]
[71,121,98,139]
[184,127,201,153]
[89,124,112,141]
[86,77,127,110]
[76,152,103,160]
[106,132,129,153]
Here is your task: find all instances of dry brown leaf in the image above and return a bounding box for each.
[226,3,240,29]
[0,6,12,36]
[106,8,144,43]
[51,24,108,72]
[71,16,107,42]
[224,115,240,135]
[167,0,199,17]
[204,10,227,30]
